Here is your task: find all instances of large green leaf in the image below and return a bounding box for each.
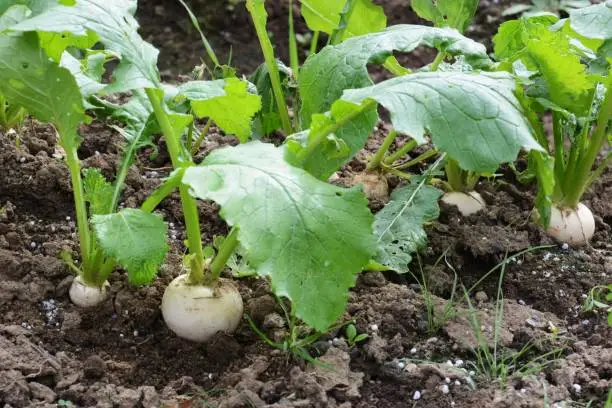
[13,0,160,93]
[299,0,386,41]
[182,142,376,331]
[91,208,168,285]
[374,177,442,273]
[299,25,491,125]
[177,78,261,142]
[0,32,84,144]
[569,2,612,40]
[295,25,490,179]
[340,72,542,172]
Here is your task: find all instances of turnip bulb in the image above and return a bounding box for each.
[546,203,595,246]
[441,191,485,216]
[69,275,110,307]
[161,275,243,342]
[352,172,389,205]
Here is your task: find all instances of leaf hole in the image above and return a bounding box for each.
[21,62,29,69]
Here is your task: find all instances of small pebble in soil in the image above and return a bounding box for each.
[446,360,453,367]
[370,324,378,332]
[572,384,581,393]
[442,384,450,395]
[469,371,475,376]
[41,299,59,326]
[397,361,405,369]
[561,243,569,250]
[133,330,139,337]
[30,241,36,248]
[66,216,71,221]
[454,359,464,367]
[445,377,451,384]
[412,391,421,400]
[19,156,26,163]
[410,347,417,354]
[518,299,526,306]
[119,333,124,338]
[454,380,461,386]
[520,388,527,394]
[451,402,455,407]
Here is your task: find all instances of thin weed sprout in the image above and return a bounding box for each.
[409,249,459,335]
[463,252,564,388]
[246,295,342,364]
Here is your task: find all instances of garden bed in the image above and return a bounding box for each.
[0,0,610,407]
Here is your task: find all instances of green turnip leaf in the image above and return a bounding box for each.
[13,0,160,93]
[300,25,490,125]
[0,4,30,30]
[249,61,292,136]
[340,72,543,172]
[177,78,262,142]
[0,32,84,146]
[569,2,612,40]
[0,0,56,16]
[60,51,106,98]
[183,142,376,331]
[285,99,376,180]
[413,0,478,32]
[374,177,442,273]
[83,168,114,216]
[91,208,168,285]
[411,0,444,26]
[299,0,386,41]
[296,26,491,178]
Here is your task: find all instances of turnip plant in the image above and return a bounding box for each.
[493,3,611,245]
[0,7,170,307]
[247,0,543,273]
[0,0,379,342]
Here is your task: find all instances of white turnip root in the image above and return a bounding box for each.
[69,275,110,307]
[546,203,595,246]
[441,191,485,216]
[352,172,389,204]
[161,275,243,342]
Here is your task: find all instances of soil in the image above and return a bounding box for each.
[1,1,611,408]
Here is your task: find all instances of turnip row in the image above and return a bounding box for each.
[0,0,608,344]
